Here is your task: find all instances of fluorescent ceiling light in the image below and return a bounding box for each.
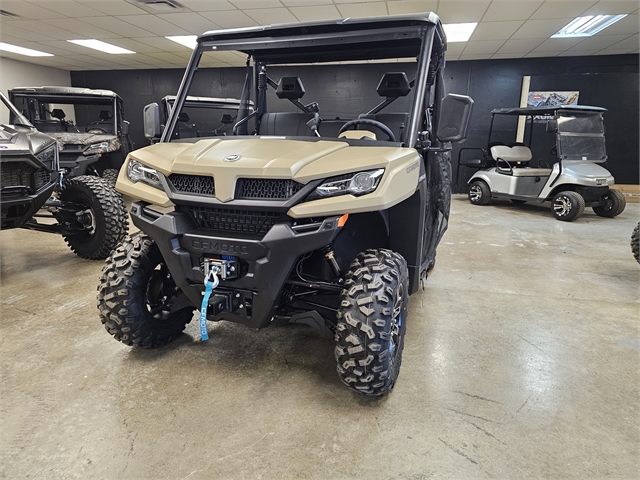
[165,35,197,49]
[67,39,135,54]
[551,14,627,38]
[0,42,53,57]
[443,23,477,42]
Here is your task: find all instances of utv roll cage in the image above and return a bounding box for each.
[161,14,451,149]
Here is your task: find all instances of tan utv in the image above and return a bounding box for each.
[97,13,474,396]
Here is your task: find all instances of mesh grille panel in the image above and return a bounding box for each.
[1,162,51,194]
[185,206,287,237]
[34,169,52,191]
[169,174,215,196]
[59,153,80,164]
[236,179,304,200]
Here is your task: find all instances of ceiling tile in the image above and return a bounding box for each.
[199,10,259,28]
[387,1,438,15]
[437,1,490,23]
[598,46,637,54]
[595,14,640,35]
[115,14,190,36]
[492,52,528,58]
[157,12,219,34]
[576,0,638,15]
[289,5,341,21]
[531,1,597,19]
[469,20,525,41]
[81,16,156,37]
[524,51,559,57]
[230,0,284,7]
[604,32,639,48]
[498,38,545,53]
[336,2,387,18]
[510,17,577,39]
[178,0,237,10]
[461,39,506,54]
[132,36,197,51]
[445,43,466,56]
[0,23,58,42]
[557,50,592,55]
[568,33,630,50]
[143,52,191,65]
[531,37,585,52]
[244,8,298,24]
[458,53,490,60]
[0,1,67,20]
[75,0,147,15]
[42,18,125,39]
[33,0,104,18]
[281,0,334,5]
[482,1,544,22]
[13,41,78,56]
[7,20,81,40]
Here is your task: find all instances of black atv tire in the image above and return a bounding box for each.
[59,175,128,259]
[632,222,640,264]
[97,233,194,348]
[335,249,409,396]
[469,180,491,205]
[102,168,119,185]
[593,189,626,218]
[551,191,584,222]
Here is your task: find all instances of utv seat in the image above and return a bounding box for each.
[490,145,551,176]
[258,76,317,137]
[356,72,412,141]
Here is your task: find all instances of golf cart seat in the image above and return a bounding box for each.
[259,77,318,136]
[491,145,551,176]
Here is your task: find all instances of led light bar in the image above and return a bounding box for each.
[165,35,197,49]
[552,14,627,38]
[67,39,135,54]
[0,42,53,57]
[443,23,478,42]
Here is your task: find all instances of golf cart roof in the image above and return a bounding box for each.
[197,13,444,64]
[10,86,121,101]
[490,105,607,116]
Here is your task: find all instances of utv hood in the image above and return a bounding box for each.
[48,132,120,153]
[0,123,55,155]
[130,138,418,202]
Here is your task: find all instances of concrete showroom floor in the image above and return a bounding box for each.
[1,196,638,479]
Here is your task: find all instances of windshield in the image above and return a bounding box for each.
[557,113,604,134]
[165,97,249,140]
[557,113,607,162]
[11,95,117,135]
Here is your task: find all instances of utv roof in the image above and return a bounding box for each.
[163,95,251,107]
[490,105,607,115]
[197,13,444,64]
[10,86,121,100]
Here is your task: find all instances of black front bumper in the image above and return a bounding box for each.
[1,174,59,229]
[130,202,343,329]
[59,153,100,177]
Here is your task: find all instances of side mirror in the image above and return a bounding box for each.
[143,103,162,140]
[546,120,557,133]
[121,119,130,136]
[437,93,474,143]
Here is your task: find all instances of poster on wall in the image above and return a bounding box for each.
[527,91,579,122]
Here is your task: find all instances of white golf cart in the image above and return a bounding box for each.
[457,105,625,221]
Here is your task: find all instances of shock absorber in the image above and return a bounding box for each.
[323,247,341,278]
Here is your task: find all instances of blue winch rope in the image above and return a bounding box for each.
[199,280,213,341]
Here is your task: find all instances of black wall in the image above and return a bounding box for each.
[71,53,639,187]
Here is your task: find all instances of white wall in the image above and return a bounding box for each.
[0,57,71,123]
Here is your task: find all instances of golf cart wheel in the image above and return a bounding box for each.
[97,232,194,348]
[335,249,409,396]
[551,191,584,222]
[593,189,626,218]
[102,168,119,186]
[632,223,639,264]
[59,175,128,259]
[468,181,491,205]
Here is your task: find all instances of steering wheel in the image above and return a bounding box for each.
[338,119,396,142]
[86,127,107,134]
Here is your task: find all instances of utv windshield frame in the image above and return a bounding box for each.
[161,14,446,148]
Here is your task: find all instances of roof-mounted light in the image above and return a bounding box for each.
[551,14,627,38]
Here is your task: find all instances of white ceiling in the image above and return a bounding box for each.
[0,0,638,70]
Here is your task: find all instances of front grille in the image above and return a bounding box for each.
[1,162,51,194]
[63,144,84,151]
[169,174,215,196]
[185,206,288,237]
[59,153,81,164]
[236,178,304,200]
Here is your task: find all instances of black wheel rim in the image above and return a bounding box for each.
[389,283,404,364]
[553,195,572,216]
[145,263,181,323]
[601,194,614,211]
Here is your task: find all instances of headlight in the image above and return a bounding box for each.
[127,159,163,190]
[314,169,384,198]
[83,141,110,155]
[35,143,58,171]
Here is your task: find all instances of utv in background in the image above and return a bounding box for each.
[458,105,626,221]
[0,92,127,259]
[98,13,473,396]
[145,95,253,144]
[9,86,133,184]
